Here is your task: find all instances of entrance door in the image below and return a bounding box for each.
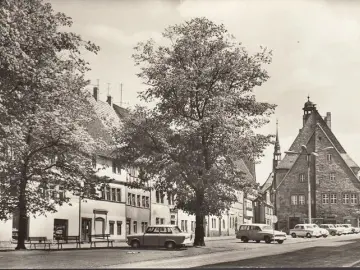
[53,219,68,241]
[81,218,92,242]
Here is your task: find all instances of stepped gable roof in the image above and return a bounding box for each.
[261,172,274,193]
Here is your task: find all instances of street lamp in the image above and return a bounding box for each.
[78,181,84,242]
[285,145,333,224]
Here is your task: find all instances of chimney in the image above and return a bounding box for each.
[93,87,98,101]
[106,95,112,106]
[324,112,331,129]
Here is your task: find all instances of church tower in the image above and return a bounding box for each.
[273,119,281,171]
[302,95,317,126]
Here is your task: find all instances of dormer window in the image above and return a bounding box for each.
[327,154,332,162]
[112,160,121,174]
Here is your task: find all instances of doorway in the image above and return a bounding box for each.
[288,217,300,230]
[53,219,68,241]
[81,218,92,242]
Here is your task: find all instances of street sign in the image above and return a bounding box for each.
[272,215,278,223]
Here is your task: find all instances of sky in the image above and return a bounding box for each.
[49,0,360,185]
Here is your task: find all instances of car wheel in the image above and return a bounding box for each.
[291,233,296,238]
[241,236,249,243]
[306,233,312,238]
[165,241,176,249]
[277,240,284,244]
[322,235,328,238]
[131,240,140,248]
[256,240,260,243]
[264,236,272,244]
[331,231,336,236]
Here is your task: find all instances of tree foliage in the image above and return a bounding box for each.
[0,0,103,249]
[115,17,276,245]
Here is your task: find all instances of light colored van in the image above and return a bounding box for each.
[236,223,287,244]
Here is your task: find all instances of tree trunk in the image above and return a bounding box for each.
[15,176,27,250]
[193,191,205,246]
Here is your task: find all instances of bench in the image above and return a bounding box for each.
[56,235,82,249]
[88,234,114,248]
[28,237,51,250]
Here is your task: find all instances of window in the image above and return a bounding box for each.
[137,195,141,207]
[156,191,160,203]
[127,193,132,205]
[291,195,298,205]
[167,193,175,205]
[58,186,65,200]
[181,220,184,231]
[351,194,358,204]
[116,189,121,202]
[145,197,150,208]
[185,220,188,232]
[117,221,122,235]
[109,221,114,235]
[299,173,305,183]
[330,173,335,181]
[327,154,332,162]
[160,192,164,203]
[106,188,110,201]
[112,160,121,174]
[132,194,135,206]
[133,221,137,233]
[156,218,160,225]
[299,195,305,205]
[330,193,337,204]
[343,193,350,204]
[322,194,329,204]
[222,219,225,229]
[191,221,194,232]
[141,222,148,233]
[142,196,145,207]
[111,188,116,201]
[212,218,216,229]
[160,218,165,225]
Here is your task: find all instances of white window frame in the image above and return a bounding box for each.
[299,195,305,205]
[299,173,305,183]
[322,194,329,204]
[291,195,298,205]
[327,154,332,162]
[343,193,350,204]
[351,194,358,204]
[330,173,335,181]
[330,193,337,204]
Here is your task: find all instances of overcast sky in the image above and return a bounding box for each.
[49,0,360,185]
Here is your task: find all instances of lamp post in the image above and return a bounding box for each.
[78,182,84,242]
[285,145,333,224]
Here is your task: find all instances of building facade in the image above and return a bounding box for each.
[274,98,360,232]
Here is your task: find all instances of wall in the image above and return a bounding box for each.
[0,220,12,242]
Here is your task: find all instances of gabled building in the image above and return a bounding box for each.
[274,97,360,232]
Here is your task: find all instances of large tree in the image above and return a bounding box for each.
[0,0,103,249]
[115,17,276,246]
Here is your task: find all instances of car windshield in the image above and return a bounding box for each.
[343,225,350,228]
[261,226,273,230]
[328,225,334,228]
[172,226,182,233]
[312,224,319,228]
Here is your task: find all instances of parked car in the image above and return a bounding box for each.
[319,224,342,236]
[352,227,360,234]
[289,224,322,238]
[335,224,351,234]
[333,224,345,235]
[310,224,329,237]
[341,224,357,234]
[236,223,287,244]
[126,225,193,249]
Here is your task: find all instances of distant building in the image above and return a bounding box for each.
[274,97,360,232]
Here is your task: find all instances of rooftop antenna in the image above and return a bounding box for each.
[120,83,123,107]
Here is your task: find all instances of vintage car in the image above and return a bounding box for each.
[289,224,322,238]
[310,224,329,237]
[236,223,287,244]
[335,224,351,234]
[126,225,193,249]
[319,224,342,236]
[341,224,358,234]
